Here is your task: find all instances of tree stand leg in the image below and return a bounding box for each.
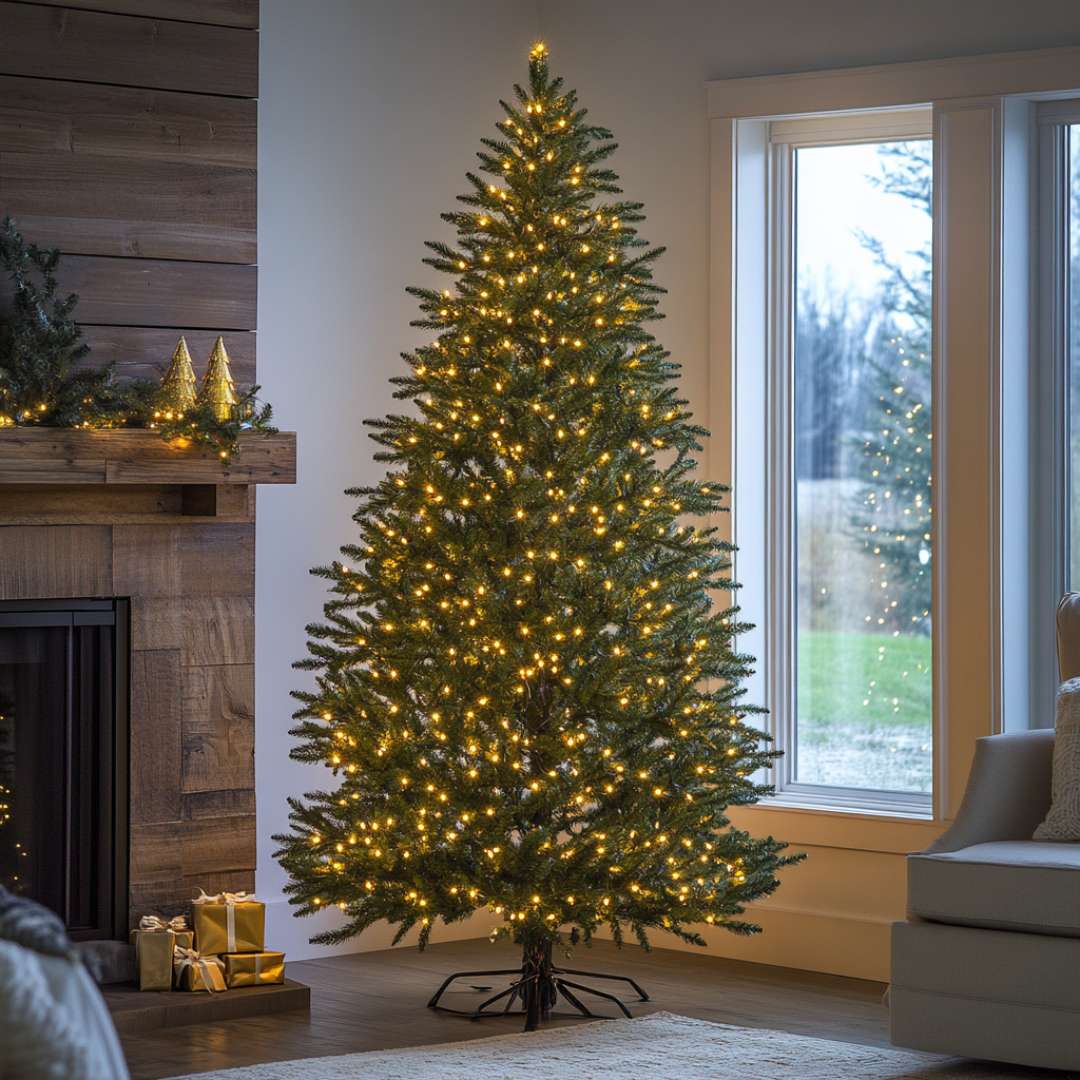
[427,938,648,1030]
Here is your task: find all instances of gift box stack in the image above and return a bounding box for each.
[129,891,286,993]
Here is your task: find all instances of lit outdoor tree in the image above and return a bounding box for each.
[852,143,933,637]
[275,44,799,1030]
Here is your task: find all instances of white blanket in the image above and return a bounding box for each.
[0,940,128,1079]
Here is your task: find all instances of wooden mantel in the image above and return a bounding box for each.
[0,429,296,525]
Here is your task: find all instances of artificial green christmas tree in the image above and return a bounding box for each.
[275,43,799,1030]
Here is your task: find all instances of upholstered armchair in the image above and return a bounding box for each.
[890,595,1080,1071]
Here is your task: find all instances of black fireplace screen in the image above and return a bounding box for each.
[0,599,128,940]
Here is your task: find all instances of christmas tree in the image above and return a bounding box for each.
[852,143,933,636]
[275,43,798,1029]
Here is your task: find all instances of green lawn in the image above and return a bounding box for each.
[794,630,932,793]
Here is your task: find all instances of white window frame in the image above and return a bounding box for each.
[764,109,935,816]
[1033,101,1080,728]
[708,47,1080,840]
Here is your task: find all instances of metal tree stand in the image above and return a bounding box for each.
[427,938,650,1031]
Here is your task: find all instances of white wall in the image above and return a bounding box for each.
[258,0,1080,968]
[256,0,539,959]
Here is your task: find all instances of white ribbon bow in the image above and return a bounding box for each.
[139,914,189,933]
[173,947,224,993]
[192,889,259,951]
[192,889,258,905]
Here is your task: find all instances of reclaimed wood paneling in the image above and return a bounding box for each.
[132,595,254,665]
[112,524,182,597]
[178,523,255,597]
[78,328,256,385]
[183,788,255,820]
[131,814,255,885]
[30,0,259,29]
[0,3,258,96]
[0,76,256,166]
[181,663,255,794]
[0,484,179,521]
[114,522,254,598]
[3,153,255,262]
[0,430,292,485]
[0,456,106,485]
[129,649,183,825]
[0,255,258,329]
[0,524,112,599]
[104,434,296,485]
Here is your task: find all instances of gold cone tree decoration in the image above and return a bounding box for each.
[198,336,239,422]
[156,337,198,416]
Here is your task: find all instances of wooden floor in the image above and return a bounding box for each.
[120,938,891,1078]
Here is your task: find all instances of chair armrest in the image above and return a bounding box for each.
[924,730,1054,853]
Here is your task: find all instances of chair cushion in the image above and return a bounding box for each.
[909,841,1080,936]
[1034,677,1080,840]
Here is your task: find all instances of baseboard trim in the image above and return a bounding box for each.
[263,895,500,962]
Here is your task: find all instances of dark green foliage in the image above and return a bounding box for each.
[275,48,800,955]
[0,216,115,427]
[152,389,276,458]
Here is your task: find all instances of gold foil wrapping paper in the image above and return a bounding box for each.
[173,948,227,992]
[191,890,265,954]
[222,950,286,988]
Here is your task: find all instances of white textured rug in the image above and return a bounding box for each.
[170,1011,1049,1079]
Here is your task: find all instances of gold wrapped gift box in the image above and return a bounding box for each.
[173,949,227,992]
[222,950,286,988]
[191,890,265,955]
[129,916,194,991]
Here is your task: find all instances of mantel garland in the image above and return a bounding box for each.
[0,217,274,460]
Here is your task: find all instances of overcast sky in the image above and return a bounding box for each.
[795,140,931,309]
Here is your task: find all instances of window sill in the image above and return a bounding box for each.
[727,800,945,854]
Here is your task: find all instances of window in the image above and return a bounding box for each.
[1072,125,1080,587]
[758,111,935,813]
[1038,102,1080,601]
[1068,124,1080,587]
[790,134,933,801]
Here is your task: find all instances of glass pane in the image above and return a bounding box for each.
[793,139,933,795]
[0,627,69,906]
[1070,125,1080,589]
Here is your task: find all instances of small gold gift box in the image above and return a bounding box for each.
[191,890,265,955]
[130,915,193,991]
[173,948,227,993]
[222,950,286,988]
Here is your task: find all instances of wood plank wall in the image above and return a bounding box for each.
[0,0,260,922]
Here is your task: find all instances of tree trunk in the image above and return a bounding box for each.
[521,936,556,1031]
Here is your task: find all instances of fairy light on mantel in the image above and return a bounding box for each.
[273,43,800,1019]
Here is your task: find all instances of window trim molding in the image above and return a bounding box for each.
[706,46,1080,120]
[709,47,1080,840]
[763,114,935,816]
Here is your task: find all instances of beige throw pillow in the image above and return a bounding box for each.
[1034,677,1080,841]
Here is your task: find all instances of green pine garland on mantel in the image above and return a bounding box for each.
[0,216,275,459]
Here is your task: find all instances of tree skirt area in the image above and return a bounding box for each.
[170,1012,1049,1079]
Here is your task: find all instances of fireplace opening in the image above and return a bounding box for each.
[0,599,129,940]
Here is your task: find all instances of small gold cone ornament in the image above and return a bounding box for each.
[198,336,239,422]
[157,337,198,414]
